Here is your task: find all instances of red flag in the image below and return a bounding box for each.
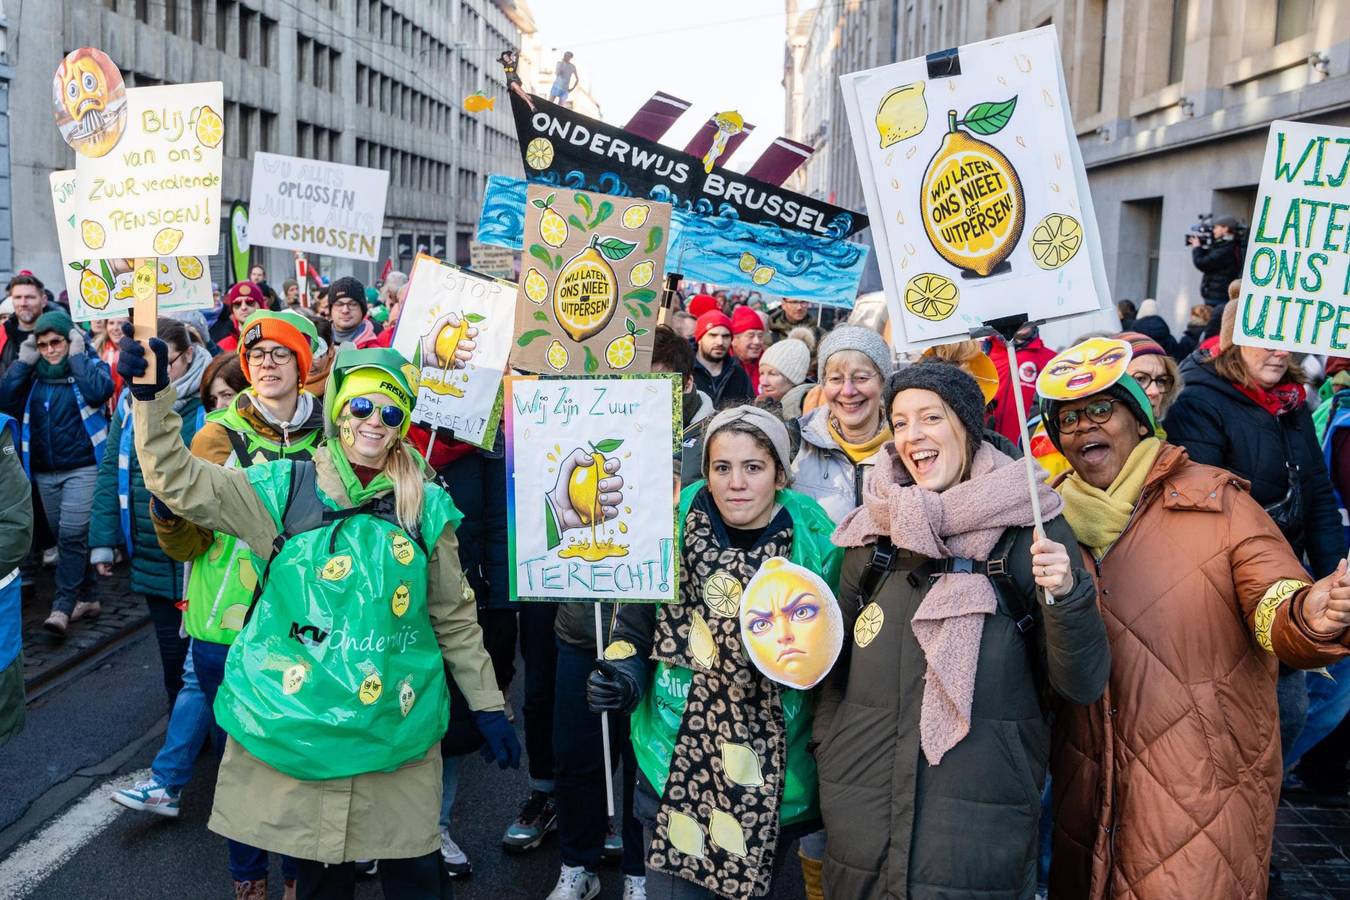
[380,258,393,282]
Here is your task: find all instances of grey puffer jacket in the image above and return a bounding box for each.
[790,407,884,523]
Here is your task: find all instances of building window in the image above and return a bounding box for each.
[192,0,205,42]
[1122,197,1164,300]
[216,0,231,53]
[165,0,178,33]
[1167,0,1188,85]
[297,36,309,83]
[135,0,149,21]
[1275,0,1313,44]
[261,111,276,152]
[239,7,254,60]
[260,17,275,67]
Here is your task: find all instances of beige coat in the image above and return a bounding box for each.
[134,387,504,863]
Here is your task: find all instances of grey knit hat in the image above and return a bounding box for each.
[760,338,811,386]
[703,405,792,479]
[818,324,893,382]
[885,361,986,459]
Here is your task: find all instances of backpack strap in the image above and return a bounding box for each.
[852,537,900,612]
[226,428,254,468]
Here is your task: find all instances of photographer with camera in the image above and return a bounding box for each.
[1189,215,1246,305]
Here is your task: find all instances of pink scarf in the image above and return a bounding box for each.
[833,442,1063,764]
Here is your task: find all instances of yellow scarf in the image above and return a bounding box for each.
[828,420,892,464]
[1058,437,1162,558]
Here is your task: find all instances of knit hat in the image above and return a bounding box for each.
[695,311,733,342]
[330,276,368,313]
[224,281,263,306]
[884,361,987,459]
[1219,299,1239,351]
[1041,375,1155,452]
[34,309,73,339]
[326,347,418,437]
[759,339,811,386]
[1116,331,1165,358]
[817,324,893,382]
[730,305,765,335]
[688,294,719,318]
[1136,298,1160,319]
[238,310,318,382]
[364,286,380,306]
[703,405,792,478]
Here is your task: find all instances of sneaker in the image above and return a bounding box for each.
[354,859,378,878]
[502,790,557,851]
[111,778,181,817]
[623,875,647,900]
[71,600,102,622]
[42,611,69,636]
[439,827,472,878]
[602,822,622,862]
[546,864,600,900]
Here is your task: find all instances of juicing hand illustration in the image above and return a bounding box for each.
[420,312,478,369]
[546,447,623,532]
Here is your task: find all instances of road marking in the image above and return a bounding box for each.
[0,768,149,899]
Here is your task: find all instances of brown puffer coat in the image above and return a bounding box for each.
[1050,443,1350,899]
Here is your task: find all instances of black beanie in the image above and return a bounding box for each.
[330,276,368,313]
[885,361,986,459]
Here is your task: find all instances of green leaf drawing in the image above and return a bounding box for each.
[99,259,115,287]
[555,253,563,269]
[69,261,84,272]
[623,288,657,303]
[517,329,550,347]
[567,214,587,232]
[533,310,549,321]
[595,237,637,261]
[529,244,556,270]
[574,193,594,219]
[637,302,652,318]
[594,438,624,453]
[583,345,599,373]
[645,226,664,254]
[590,201,614,229]
[960,97,1017,135]
[624,301,642,319]
[546,192,556,207]
[464,313,487,323]
[634,327,650,337]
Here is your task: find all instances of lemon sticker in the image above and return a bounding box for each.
[546,339,569,371]
[523,268,549,304]
[604,318,647,370]
[904,273,959,322]
[282,662,308,695]
[176,256,204,280]
[236,556,258,592]
[152,226,185,256]
[195,105,224,149]
[540,207,569,248]
[721,742,764,787]
[391,583,411,617]
[751,265,775,286]
[708,810,748,858]
[80,219,106,250]
[703,570,743,618]
[78,268,110,310]
[604,640,637,661]
[525,137,554,170]
[621,204,650,229]
[398,678,416,717]
[1029,213,1083,270]
[666,811,705,860]
[738,252,757,273]
[629,259,654,288]
[390,534,415,565]
[854,602,885,649]
[320,555,353,581]
[875,81,927,148]
[688,608,718,669]
[358,670,383,705]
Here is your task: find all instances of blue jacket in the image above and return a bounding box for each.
[0,351,114,473]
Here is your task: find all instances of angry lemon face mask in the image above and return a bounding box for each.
[738,558,843,690]
[1036,337,1133,401]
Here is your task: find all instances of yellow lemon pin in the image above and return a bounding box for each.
[390,533,415,565]
[603,640,637,661]
[708,810,748,858]
[666,811,706,860]
[391,583,411,617]
[688,609,717,669]
[358,670,383,705]
[398,678,416,717]
[703,570,743,618]
[854,602,884,648]
[320,555,353,581]
[282,663,308,695]
[236,556,257,592]
[720,742,764,787]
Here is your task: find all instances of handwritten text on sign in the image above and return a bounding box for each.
[247,152,389,261]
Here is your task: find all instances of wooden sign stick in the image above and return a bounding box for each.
[131,257,159,385]
[657,272,683,327]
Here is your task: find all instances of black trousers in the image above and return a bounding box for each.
[294,853,446,900]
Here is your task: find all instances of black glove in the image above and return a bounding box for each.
[116,329,169,401]
[586,661,640,714]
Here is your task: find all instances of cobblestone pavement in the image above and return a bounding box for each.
[20,561,147,689]
[1272,796,1350,899]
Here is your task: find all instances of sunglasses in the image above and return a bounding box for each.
[347,396,406,429]
[1055,397,1121,433]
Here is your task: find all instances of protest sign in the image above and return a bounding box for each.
[511,186,671,375]
[470,240,516,279]
[390,253,517,449]
[1233,119,1350,354]
[504,374,680,602]
[72,81,223,259]
[839,26,1110,349]
[52,48,128,159]
[247,152,389,261]
[228,201,251,284]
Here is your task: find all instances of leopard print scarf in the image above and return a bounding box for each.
[647,496,793,899]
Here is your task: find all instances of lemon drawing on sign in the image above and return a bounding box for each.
[195,105,224,148]
[391,533,415,565]
[703,570,743,618]
[132,262,157,300]
[176,256,204,280]
[553,234,634,342]
[282,662,308,695]
[709,810,748,858]
[391,582,411,617]
[667,811,706,859]
[721,741,764,787]
[153,227,185,255]
[738,252,756,273]
[921,99,1024,277]
[629,260,655,288]
[854,602,884,648]
[540,209,568,248]
[875,81,927,148]
[751,265,775,286]
[904,273,959,322]
[523,268,549,304]
[1029,213,1083,270]
[603,640,636,660]
[688,609,718,669]
[78,267,111,310]
[604,318,649,370]
[558,438,630,562]
[525,137,554,170]
[80,219,105,250]
[320,555,352,581]
[546,339,569,371]
[621,204,650,229]
[155,262,173,294]
[358,668,383,705]
[398,677,416,717]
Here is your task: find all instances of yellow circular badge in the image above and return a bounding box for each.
[320,555,352,581]
[854,602,885,649]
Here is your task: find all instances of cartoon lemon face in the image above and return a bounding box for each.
[132,262,157,300]
[738,557,843,690]
[320,555,353,581]
[398,678,416,717]
[282,663,307,695]
[390,533,415,565]
[358,670,383,705]
[391,583,410,617]
[1036,338,1133,402]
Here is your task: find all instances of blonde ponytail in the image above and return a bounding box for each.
[383,440,426,537]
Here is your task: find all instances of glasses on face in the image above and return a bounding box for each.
[347,396,407,429]
[824,371,878,390]
[36,337,67,352]
[245,346,295,366]
[1131,373,1174,392]
[168,348,189,370]
[331,299,362,311]
[234,298,261,310]
[1055,397,1121,434]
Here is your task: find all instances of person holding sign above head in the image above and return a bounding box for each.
[116,337,519,900]
[1036,338,1350,900]
[587,406,842,900]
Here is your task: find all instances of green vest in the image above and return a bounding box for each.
[184,401,322,645]
[213,455,457,780]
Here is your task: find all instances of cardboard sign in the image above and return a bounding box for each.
[511,186,671,375]
[1234,119,1350,354]
[839,26,1110,349]
[391,253,517,449]
[469,240,516,279]
[72,81,224,259]
[504,374,680,602]
[51,170,211,321]
[247,152,389,261]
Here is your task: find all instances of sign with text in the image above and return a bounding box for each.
[72,81,223,258]
[1234,119,1350,354]
[247,152,389,261]
[470,240,516,279]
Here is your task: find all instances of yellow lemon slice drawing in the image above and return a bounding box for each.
[153,227,185,255]
[546,339,569,371]
[703,570,743,618]
[708,810,748,858]
[195,106,224,149]
[540,208,569,248]
[854,602,884,648]
[688,609,718,669]
[358,671,383,705]
[176,256,204,280]
[320,555,352,581]
[605,331,636,370]
[621,204,650,229]
[525,137,554,170]
[391,583,410,617]
[604,640,637,661]
[523,268,549,304]
[751,265,775,286]
[876,81,928,148]
[80,219,105,250]
[630,260,654,288]
[1029,213,1083,271]
[738,252,757,273]
[78,268,110,310]
[390,533,415,565]
[904,273,959,322]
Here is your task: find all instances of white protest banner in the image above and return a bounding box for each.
[51,170,211,321]
[72,81,223,259]
[1234,120,1350,354]
[247,151,389,261]
[391,253,517,449]
[504,374,680,603]
[469,240,516,279]
[839,26,1111,350]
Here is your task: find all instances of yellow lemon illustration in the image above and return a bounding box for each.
[546,339,569,370]
[605,332,636,369]
[132,263,157,300]
[398,679,416,716]
[78,268,110,310]
[751,265,775,286]
[540,208,569,248]
[703,570,743,618]
[688,609,718,669]
[604,640,637,661]
[523,267,549,304]
[629,260,654,288]
[904,273,959,322]
[854,602,884,648]
[176,256,204,280]
[237,556,257,592]
[708,810,748,858]
[525,137,554,170]
[282,663,307,695]
[667,811,706,859]
[738,252,757,273]
[921,111,1024,277]
[876,81,928,148]
[391,584,410,617]
[553,238,618,341]
[153,227,184,255]
[80,219,106,250]
[434,320,469,367]
[621,204,650,229]
[720,742,764,787]
[1029,213,1083,271]
[390,533,415,565]
[567,448,609,526]
[195,105,224,149]
[320,555,352,581]
[358,671,383,705]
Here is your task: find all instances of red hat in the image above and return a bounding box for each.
[731,305,764,335]
[695,311,733,342]
[225,281,263,306]
[688,294,719,317]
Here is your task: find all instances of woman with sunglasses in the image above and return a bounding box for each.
[118,337,519,900]
[1037,339,1350,900]
[212,281,267,353]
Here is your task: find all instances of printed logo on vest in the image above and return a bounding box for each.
[288,621,329,646]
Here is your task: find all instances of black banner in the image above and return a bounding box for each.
[510,92,868,238]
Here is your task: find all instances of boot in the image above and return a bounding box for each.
[799,847,824,900]
[234,879,266,900]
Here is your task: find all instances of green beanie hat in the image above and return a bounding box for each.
[34,309,74,339]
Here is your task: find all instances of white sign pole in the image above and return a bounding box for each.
[594,602,616,819]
